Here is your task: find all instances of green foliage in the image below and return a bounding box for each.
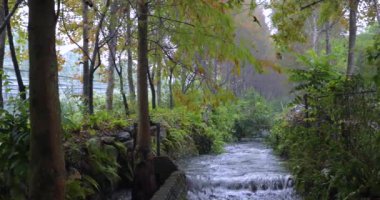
[61,93,132,136]
[151,103,240,156]
[269,53,380,199]
[289,51,341,95]
[232,90,274,140]
[0,98,29,200]
[367,30,380,85]
[161,0,260,73]
[84,111,129,131]
[65,175,99,200]
[1,94,130,200]
[86,138,121,190]
[151,92,274,155]
[64,134,134,200]
[61,95,84,134]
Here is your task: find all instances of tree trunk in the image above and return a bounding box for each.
[156,59,162,107]
[213,60,218,82]
[89,68,94,114]
[311,10,319,52]
[109,42,130,117]
[346,0,359,77]
[156,17,163,107]
[373,0,380,26]
[106,46,115,111]
[4,0,26,100]
[127,4,136,102]
[119,73,130,118]
[169,67,174,109]
[88,0,110,115]
[106,0,118,111]
[136,0,150,159]
[325,22,331,55]
[180,66,186,94]
[0,2,5,109]
[82,0,90,112]
[148,66,156,109]
[28,0,66,199]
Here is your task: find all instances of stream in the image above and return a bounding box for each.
[110,139,299,200]
[177,139,300,200]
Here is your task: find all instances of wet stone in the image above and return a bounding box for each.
[101,136,115,144]
[116,131,131,142]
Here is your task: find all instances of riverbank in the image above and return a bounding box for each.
[0,90,275,200]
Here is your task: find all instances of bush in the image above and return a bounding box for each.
[269,52,380,199]
[0,98,29,200]
[151,105,237,156]
[232,91,274,140]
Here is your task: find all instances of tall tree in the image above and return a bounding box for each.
[147,64,156,109]
[126,3,135,102]
[113,54,130,117]
[28,0,66,199]
[132,1,158,200]
[311,10,320,52]
[87,0,110,114]
[0,2,5,109]
[325,22,332,55]
[156,59,162,106]
[63,0,111,114]
[346,0,360,76]
[373,0,380,26]
[136,0,150,159]
[106,4,130,117]
[4,0,26,100]
[106,0,118,111]
[168,64,175,109]
[82,0,90,112]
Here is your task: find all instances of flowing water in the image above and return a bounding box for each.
[178,140,300,200]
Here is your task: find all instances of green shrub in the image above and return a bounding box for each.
[86,138,121,190]
[0,98,29,200]
[232,91,274,140]
[151,105,236,156]
[65,175,99,200]
[269,52,380,199]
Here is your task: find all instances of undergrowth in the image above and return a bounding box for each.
[268,51,380,199]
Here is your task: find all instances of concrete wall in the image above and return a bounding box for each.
[151,171,187,200]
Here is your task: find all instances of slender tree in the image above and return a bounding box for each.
[114,59,130,117]
[325,22,331,55]
[82,0,90,112]
[132,1,158,199]
[311,10,319,52]
[346,0,360,77]
[0,2,5,109]
[373,0,380,26]
[147,65,156,109]
[136,0,150,159]
[106,0,118,111]
[87,0,110,114]
[4,0,26,100]
[107,25,130,117]
[169,65,175,109]
[28,0,66,199]
[127,3,136,102]
[156,60,162,106]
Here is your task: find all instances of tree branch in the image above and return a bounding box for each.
[0,0,23,34]
[300,0,325,10]
[60,9,93,63]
